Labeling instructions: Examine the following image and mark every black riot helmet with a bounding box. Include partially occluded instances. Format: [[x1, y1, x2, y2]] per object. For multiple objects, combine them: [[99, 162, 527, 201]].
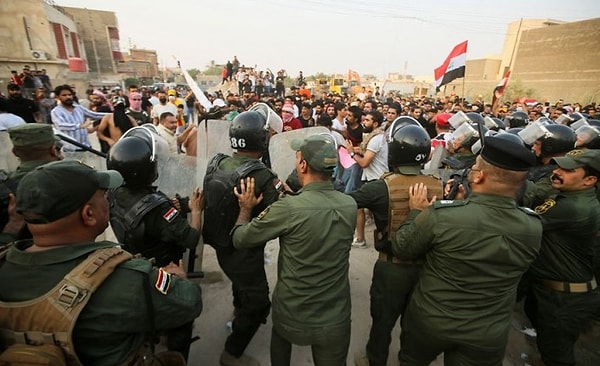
[[388, 125, 431, 167], [506, 111, 529, 128], [387, 116, 420, 142], [229, 110, 270, 151], [107, 135, 158, 187], [466, 112, 485, 125], [576, 120, 600, 149], [537, 124, 577, 156], [483, 116, 506, 131]]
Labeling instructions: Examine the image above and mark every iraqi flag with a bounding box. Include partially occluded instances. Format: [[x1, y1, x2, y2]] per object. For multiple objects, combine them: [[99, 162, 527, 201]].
[[492, 70, 511, 107], [434, 41, 468, 92]]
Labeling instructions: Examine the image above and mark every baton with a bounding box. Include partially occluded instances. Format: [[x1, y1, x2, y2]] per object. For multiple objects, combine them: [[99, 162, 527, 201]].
[[55, 132, 107, 158]]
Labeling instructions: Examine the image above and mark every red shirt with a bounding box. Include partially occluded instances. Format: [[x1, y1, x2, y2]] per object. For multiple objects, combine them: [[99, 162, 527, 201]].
[[283, 118, 303, 131]]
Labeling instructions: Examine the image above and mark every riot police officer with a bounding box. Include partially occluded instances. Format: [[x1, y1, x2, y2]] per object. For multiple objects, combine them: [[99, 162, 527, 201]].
[[522, 124, 577, 207], [349, 125, 443, 366], [107, 129, 203, 360], [203, 110, 280, 366]]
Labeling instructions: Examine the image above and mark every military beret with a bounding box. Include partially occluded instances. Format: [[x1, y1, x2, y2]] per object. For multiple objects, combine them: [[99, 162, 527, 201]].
[[480, 135, 536, 171], [8, 123, 59, 148]]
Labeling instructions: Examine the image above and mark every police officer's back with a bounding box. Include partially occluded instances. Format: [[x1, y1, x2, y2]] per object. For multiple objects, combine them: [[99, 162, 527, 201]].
[[349, 124, 442, 366], [203, 110, 280, 366], [1, 124, 61, 243]]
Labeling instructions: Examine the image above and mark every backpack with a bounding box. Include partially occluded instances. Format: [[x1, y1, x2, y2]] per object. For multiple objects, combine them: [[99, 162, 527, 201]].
[[0, 246, 133, 365], [202, 153, 266, 249]]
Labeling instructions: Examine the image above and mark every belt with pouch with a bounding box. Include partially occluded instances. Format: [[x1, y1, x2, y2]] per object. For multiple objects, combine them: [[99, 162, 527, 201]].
[[377, 252, 423, 265], [541, 277, 597, 293]]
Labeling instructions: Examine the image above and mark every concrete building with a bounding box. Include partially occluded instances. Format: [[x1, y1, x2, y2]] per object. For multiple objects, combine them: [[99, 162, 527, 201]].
[[0, 0, 90, 91], [121, 48, 160, 85], [60, 5, 125, 86]]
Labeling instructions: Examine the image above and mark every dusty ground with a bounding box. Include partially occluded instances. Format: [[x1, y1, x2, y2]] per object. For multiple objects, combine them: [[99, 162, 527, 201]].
[[184, 221, 600, 366]]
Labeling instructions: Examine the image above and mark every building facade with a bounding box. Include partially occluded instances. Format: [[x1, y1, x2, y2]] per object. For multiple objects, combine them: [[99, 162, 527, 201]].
[[0, 0, 89, 91]]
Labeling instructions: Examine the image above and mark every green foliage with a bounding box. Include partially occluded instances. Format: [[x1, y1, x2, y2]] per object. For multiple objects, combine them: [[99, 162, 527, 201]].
[[187, 68, 201, 79], [202, 63, 223, 76], [308, 72, 334, 81], [124, 77, 140, 87], [503, 78, 537, 102]]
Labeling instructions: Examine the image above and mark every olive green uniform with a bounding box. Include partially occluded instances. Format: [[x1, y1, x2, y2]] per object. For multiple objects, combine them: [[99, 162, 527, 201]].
[[0, 240, 202, 366], [348, 177, 421, 366], [526, 188, 600, 366], [392, 194, 542, 366], [110, 186, 199, 267], [214, 153, 279, 358], [0, 160, 50, 244], [522, 164, 557, 208], [232, 181, 357, 366]]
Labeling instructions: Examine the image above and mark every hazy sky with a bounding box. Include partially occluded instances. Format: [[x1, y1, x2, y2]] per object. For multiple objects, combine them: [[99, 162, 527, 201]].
[[55, 0, 598, 79]]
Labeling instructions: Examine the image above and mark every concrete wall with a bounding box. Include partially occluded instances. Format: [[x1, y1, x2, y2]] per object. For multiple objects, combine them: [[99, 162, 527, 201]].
[[511, 17, 600, 103], [498, 19, 566, 81], [130, 49, 159, 76], [61, 7, 120, 78]]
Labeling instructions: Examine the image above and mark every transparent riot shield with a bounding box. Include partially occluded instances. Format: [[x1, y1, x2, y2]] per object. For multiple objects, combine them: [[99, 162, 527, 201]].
[[196, 119, 235, 187], [267, 127, 330, 180], [0, 132, 20, 173]]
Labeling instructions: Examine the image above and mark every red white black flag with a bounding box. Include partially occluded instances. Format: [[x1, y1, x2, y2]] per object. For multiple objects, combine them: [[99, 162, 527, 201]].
[[434, 41, 468, 92], [492, 70, 511, 107]]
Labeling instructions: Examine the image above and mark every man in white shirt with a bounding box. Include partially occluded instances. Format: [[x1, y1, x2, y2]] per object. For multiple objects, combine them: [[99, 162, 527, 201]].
[[332, 102, 347, 137], [345, 111, 388, 248], [151, 90, 177, 125]]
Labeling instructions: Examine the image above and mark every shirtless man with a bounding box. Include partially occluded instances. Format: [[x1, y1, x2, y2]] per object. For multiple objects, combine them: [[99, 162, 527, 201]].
[[97, 96, 137, 150]]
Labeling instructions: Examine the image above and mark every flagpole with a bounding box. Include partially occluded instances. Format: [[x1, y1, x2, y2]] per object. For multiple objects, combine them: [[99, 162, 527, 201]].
[[508, 18, 523, 72], [462, 77, 466, 104]]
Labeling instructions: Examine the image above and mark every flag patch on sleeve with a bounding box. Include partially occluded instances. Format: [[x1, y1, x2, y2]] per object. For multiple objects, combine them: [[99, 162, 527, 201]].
[[155, 268, 172, 295], [163, 207, 179, 222]]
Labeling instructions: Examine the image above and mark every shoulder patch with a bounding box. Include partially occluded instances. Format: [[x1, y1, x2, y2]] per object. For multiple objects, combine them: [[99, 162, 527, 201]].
[[257, 207, 270, 220], [155, 268, 172, 295], [162, 207, 179, 222], [432, 200, 467, 209], [534, 198, 556, 214]]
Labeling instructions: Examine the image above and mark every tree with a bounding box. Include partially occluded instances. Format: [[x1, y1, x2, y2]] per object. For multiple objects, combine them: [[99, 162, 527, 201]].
[[503, 78, 537, 102], [187, 68, 201, 79], [124, 77, 140, 87]]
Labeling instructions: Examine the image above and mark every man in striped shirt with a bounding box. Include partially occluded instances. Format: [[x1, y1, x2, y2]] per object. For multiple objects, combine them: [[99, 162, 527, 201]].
[[51, 84, 109, 151]]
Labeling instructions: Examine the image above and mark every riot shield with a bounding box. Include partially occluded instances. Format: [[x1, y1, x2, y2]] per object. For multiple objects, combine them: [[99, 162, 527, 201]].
[[196, 119, 234, 187], [268, 127, 330, 180], [156, 153, 199, 198], [0, 132, 20, 173]]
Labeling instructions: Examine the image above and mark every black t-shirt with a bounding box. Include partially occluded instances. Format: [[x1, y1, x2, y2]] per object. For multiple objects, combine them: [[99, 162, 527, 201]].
[[346, 124, 364, 146], [5, 97, 39, 123]]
